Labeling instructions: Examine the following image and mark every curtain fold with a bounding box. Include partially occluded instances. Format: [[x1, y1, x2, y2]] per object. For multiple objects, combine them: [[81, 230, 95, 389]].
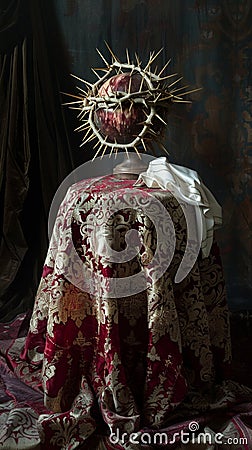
[[0, 0, 75, 321]]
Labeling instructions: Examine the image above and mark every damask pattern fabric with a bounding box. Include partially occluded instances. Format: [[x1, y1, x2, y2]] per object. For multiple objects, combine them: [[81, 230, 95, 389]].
[[0, 175, 249, 449]]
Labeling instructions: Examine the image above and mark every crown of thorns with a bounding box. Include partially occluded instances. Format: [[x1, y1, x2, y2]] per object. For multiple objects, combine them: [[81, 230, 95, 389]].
[[64, 44, 200, 159]]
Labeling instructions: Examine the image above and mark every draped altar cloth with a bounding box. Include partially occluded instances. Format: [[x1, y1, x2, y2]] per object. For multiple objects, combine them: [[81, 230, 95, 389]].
[[1, 174, 252, 449]]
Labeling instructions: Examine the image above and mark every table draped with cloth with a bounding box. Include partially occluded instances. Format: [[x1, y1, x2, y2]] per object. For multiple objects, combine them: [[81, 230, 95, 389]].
[[2, 160, 252, 449]]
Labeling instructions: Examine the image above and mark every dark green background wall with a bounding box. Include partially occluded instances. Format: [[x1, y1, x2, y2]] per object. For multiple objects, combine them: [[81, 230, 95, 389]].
[[53, 0, 252, 309]]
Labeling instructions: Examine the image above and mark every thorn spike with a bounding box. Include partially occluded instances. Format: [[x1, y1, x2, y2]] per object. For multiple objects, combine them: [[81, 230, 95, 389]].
[[134, 146, 141, 158], [101, 144, 108, 158], [167, 76, 183, 89], [91, 68, 101, 79], [61, 91, 84, 100], [96, 47, 110, 67], [145, 48, 163, 71], [126, 48, 130, 65], [171, 85, 190, 94], [141, 138, 148, 153], [71, 73, 93, 87], [135, 52, 141, 66], [155, 113, 167, 126], [158, 58, 171, 77], [128, 75, 132, 94], [175, 87, 203, 97], [104, 41, 120, 62]]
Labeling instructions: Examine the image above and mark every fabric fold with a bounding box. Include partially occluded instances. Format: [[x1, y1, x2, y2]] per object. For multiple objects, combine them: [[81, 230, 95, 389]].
[[134, 157, 222, 258]]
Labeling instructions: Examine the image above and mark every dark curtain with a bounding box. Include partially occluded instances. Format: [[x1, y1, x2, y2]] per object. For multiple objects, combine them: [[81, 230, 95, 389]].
[[0, 0, 76, 321]]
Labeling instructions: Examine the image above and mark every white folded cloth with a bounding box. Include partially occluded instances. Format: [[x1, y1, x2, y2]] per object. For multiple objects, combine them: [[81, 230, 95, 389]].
[[134, 157, 222, 258]]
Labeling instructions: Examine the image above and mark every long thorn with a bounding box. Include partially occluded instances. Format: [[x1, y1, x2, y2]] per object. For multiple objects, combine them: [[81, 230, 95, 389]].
[[158, 95, 173, 102], [74, 122, 89, 132], [144, 48, 163, 71], [155, 113, 167, 126], [105, 41, 120, 62], [171, 85, 190, 94], [82, 127, 93, 142], [92, 142, 104, 160], [134, 146, 141, 159], [158, 59, 171, 77], [71, 73, 93, 87], [167, 76, 183, 89], [158, 73, 178, 81], [126, 48, 130, 65], [139, 75, 145, 92], [141, 138, 148, 153], [175, 87, 203, 97], [62, 100, 84, 106], [91, 68, 101, 79], [100, 145, 108, 159], [96, 48, 110, 67], [93, 138, 101, 149], [80, 133, 96, 147], [76, 86, 89, 96], [93, 67, 110, 72], [173, 99, 192, 103], [109, 146, 115, 158], [129, 100, 134, 112], [61, 91, 84, 100], [135, 52, 141, 66]]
